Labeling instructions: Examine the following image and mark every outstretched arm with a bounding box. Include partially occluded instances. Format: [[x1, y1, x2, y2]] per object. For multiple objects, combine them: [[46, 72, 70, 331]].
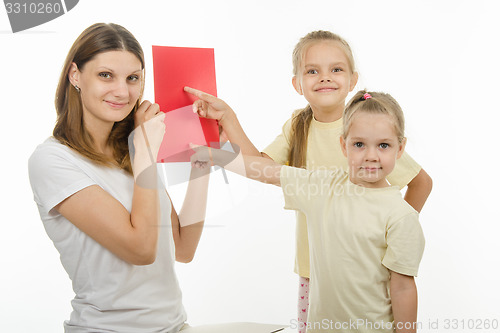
[[184, 87, 266, 158], [191, 144, 282, 187]]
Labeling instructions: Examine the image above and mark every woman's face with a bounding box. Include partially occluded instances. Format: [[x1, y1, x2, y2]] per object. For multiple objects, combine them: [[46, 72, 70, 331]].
[[70, 50, 143, 130]]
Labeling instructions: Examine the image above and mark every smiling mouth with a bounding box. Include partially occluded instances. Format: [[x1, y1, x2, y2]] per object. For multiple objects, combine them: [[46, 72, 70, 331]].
[[315, 87, 336, 92], [362, 167, 381, 172], [106, 101, 128, 108]]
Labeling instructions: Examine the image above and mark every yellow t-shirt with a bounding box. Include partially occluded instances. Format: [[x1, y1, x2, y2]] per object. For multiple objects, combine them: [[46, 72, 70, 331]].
[[263, 114, 422, 277], [280, 166, 425, 333]]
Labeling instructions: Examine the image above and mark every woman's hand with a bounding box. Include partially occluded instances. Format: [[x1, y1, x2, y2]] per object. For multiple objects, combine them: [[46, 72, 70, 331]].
[[134, 100, 162, 127], [189, 143, 213, 170], [131, 101, 165, 179]]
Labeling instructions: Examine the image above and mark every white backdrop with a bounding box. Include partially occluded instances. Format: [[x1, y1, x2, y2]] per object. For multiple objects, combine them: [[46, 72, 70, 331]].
[[1, 1, 499, 332]]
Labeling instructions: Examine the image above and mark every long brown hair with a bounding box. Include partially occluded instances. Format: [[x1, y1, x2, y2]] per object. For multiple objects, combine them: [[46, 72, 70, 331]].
[[288, 30, 356, 168], [53, 23, 145, 174]]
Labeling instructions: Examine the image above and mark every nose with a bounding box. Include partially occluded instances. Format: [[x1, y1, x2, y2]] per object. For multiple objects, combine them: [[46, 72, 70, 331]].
[[364, 146, 379, 161], [112, 79, 129, 98], [319, 71, 332, 83], [320, 75, 332, 83]]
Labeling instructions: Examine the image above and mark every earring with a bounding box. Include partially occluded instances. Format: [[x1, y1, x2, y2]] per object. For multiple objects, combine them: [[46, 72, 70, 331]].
[[74, 85, 80, 93]]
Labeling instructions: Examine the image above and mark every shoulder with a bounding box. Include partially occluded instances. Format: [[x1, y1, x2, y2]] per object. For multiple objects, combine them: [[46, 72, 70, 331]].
[[386, 196, 420, 228], [280, 112, 296, 133], [30, 137, 73, 160], [29, 137, 81, 172], [28, 137, 95, 188], [282, 109, 306, 131], [29, 138, 69, 169]]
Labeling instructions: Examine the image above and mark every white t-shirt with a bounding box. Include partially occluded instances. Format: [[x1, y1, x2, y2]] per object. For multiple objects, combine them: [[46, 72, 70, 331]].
[[28, 137, 186, 333]]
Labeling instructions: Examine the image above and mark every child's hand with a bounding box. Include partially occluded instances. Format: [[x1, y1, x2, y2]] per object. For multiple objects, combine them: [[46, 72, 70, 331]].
[[184, 86, 234, 122]]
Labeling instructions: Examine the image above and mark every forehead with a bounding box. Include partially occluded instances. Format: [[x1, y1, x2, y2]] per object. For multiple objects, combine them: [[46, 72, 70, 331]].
[[347, 112, 398, 139], [303, 40, 350, 65], [85, 50, 142, 72]]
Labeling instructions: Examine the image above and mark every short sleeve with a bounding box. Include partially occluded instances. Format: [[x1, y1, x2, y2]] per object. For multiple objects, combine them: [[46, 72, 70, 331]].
[[262, 117, 293, 164], [280, 165, 341, 213], [387, 151, 422, 189], [382, 212, 425, 277], [28, 142, 96, 215]]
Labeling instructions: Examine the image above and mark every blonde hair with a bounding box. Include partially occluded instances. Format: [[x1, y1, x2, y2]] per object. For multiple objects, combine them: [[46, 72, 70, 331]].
[[53, 23, 145, 174], [288, 30, 356, 168], [343, 90, 405, 143]]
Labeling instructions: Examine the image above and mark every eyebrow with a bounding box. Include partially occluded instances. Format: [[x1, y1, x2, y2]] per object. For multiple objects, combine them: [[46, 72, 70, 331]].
[[349, 137, 396, 142], [97, 67, 142, 74], [304, 62, 348, 68]]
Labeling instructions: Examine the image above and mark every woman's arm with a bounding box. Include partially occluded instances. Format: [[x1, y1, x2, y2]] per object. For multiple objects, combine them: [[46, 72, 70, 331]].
[[170, 164, 210, 263], [56, 102, 166, 266], [404, 168, 432, 213], [390, 271, 418, 333]]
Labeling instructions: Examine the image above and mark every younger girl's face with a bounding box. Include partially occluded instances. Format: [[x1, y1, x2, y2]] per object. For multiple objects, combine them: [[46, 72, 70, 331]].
[[293, 41, 358, 114], [69, 50, 143, 130], [340, 112, 405, 188]]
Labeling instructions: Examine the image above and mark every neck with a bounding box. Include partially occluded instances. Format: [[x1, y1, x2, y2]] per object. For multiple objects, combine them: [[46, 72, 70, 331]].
[[311, 104, 344, 122], [349, 176, 391, 189], [84, 120, 114, 157]]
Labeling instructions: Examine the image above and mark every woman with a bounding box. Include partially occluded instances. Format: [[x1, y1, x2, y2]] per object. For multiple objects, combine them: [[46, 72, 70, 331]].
[[28, 23, 209, 332]]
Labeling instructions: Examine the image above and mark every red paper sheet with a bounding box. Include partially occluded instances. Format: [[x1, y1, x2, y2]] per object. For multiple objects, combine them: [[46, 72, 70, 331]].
[[152, 45, 219, 162]]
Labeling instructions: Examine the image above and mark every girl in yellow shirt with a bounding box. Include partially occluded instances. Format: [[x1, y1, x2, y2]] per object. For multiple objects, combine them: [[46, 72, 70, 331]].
[[185, 30, 432, 331]]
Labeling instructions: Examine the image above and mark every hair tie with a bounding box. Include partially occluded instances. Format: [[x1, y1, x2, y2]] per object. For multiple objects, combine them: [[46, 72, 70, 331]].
[[363, 93, 372, 100]]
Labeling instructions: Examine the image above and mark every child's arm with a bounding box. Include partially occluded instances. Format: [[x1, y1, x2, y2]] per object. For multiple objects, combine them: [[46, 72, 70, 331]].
[[190, 144, 282, 186], [184, 87, 266, 157], [390, 271, 418, 333], [404, 169, 432, 213]]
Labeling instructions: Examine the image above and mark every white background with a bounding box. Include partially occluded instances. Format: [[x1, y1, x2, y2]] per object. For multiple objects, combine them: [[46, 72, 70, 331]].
[[1, 1, 499, 332]]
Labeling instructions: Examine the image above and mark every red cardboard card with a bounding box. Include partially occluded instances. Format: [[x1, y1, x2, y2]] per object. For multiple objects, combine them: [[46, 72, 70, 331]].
[[152, 45, 219, 162]]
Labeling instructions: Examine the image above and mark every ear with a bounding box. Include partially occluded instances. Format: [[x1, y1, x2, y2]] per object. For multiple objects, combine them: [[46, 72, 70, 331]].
[[68, 62, 80, 87], [349, 71, 359, 92], [292, 76, 303, 95], [340, 136, 348, 157], [396, 137, 407, 159]]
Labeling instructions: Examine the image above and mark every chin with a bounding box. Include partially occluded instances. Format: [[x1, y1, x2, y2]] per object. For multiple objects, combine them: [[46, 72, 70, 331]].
[[109, 111, 132, 122]]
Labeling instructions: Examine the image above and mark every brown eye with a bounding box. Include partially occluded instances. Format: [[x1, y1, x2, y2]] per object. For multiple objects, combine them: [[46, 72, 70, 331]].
[[128, 75, 140, 82], [99, 72, 111, 79]]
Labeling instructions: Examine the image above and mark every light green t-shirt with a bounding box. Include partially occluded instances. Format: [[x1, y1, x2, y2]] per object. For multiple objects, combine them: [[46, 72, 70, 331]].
[[280, 166, 425, 333], [263, 114, 422, 277]]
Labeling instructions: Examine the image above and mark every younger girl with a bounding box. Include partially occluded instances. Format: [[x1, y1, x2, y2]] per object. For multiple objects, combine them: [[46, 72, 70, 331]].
[[185, 30, 432, 329], [191, 90, 425, 333]]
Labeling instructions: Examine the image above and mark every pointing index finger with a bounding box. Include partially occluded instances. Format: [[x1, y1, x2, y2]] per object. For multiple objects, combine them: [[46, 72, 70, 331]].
[[184, 86, 217, 103]]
